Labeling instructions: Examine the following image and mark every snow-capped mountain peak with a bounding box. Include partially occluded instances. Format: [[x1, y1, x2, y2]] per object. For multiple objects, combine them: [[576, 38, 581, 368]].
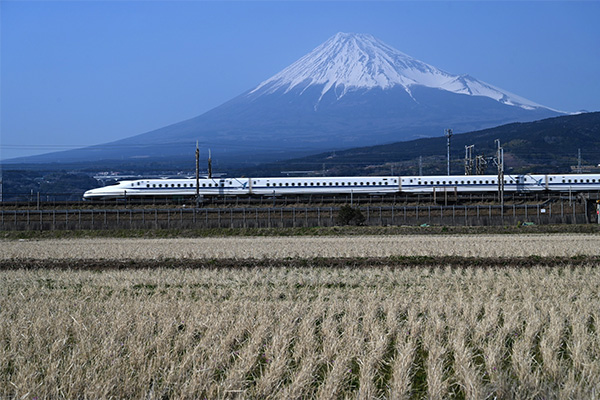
[[250, 32, 546, 110]]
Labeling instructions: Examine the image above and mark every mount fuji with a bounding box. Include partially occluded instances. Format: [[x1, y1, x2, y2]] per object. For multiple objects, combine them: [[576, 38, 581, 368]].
[[9, 32, 563, 165], [250, 32, 549, 111]]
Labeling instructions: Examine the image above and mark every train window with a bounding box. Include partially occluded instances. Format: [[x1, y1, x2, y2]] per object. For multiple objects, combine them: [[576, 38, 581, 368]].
[[316, 182, 320, 186], [266, 183, 270, 187], [146, 184, 150, 188], [562, 179, 565, 183], [310, 183, 314, 186], [153, 184, 156, 187], [354, 182, 358, 185], [568, 179, 571, 183], [418, 181, 422, 185], [485, 181, 488, 184], [253, 181, 257, 185], [279, 183, 283, 186], [330, 182, 333, 186], [366, 182, 369, 185], [436, 181, 440, 185], [285, 183, 289, 186], [335, 182, 339, 186], [304, 182, 308, 186], [467, 181, 470, 184]]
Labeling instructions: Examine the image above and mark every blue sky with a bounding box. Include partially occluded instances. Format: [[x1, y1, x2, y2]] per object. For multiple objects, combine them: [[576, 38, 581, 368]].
[[2, 1, 599, 160]]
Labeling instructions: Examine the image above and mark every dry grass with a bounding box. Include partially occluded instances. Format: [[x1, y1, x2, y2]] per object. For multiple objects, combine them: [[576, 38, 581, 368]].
[[2, 265, 600, 399], [3, 233, 600, 259]]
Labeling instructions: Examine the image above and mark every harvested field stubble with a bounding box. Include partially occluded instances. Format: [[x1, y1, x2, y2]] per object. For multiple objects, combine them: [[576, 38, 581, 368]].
[[3, 233, 600, 259], [2, 266, 600, 399]]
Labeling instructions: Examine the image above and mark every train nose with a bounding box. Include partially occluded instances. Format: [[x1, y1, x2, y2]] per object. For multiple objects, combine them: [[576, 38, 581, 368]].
[[83, 187, 113, 200], [83, 188, 99, 199]]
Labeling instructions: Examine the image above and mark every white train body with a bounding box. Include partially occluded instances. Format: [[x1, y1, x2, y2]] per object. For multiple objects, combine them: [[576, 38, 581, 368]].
[[83, 173, 600, 200]]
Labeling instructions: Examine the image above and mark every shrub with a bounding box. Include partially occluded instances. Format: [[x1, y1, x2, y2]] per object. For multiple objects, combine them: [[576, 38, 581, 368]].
[[337, 205, 365, 225]]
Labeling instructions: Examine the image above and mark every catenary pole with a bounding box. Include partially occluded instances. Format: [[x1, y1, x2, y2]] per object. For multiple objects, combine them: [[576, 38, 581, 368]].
[[195, 141, 200, 208], [445, 128, 453, 176]]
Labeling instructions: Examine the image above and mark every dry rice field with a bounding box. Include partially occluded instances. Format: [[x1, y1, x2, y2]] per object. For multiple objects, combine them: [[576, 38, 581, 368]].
[[1, 234, 600, 399], [3, 233, 600, 259]]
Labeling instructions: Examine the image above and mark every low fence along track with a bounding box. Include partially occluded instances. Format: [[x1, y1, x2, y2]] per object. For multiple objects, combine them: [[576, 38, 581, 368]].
[[0, 200, 591, 231]]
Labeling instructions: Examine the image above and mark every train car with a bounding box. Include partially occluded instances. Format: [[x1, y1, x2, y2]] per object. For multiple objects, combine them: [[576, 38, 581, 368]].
[[399, 174, 554, 193], [546, 174, 600, 192], [83, 177, 248, 200], [248, 176, 400, 196]]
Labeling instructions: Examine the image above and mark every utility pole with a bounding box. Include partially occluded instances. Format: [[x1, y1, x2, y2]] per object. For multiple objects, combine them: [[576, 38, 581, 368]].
[[207, 149, 213, 179], [445, 129, 453, 176], [495, 139, 504, 208], [195, 141, 200, 208]]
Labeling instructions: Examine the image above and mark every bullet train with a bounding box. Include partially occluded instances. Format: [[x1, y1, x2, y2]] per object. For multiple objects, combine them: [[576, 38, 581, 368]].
[[82, 173, 600, 200]]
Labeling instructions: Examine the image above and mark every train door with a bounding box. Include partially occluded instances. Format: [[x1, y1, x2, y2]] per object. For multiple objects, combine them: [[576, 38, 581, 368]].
[[516, 175, 526, 192]]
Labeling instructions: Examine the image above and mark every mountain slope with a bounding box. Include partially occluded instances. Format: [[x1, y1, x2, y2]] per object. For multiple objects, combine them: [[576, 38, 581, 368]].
[[6, 32, 563, 166], [239, 112, 600, 176]]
